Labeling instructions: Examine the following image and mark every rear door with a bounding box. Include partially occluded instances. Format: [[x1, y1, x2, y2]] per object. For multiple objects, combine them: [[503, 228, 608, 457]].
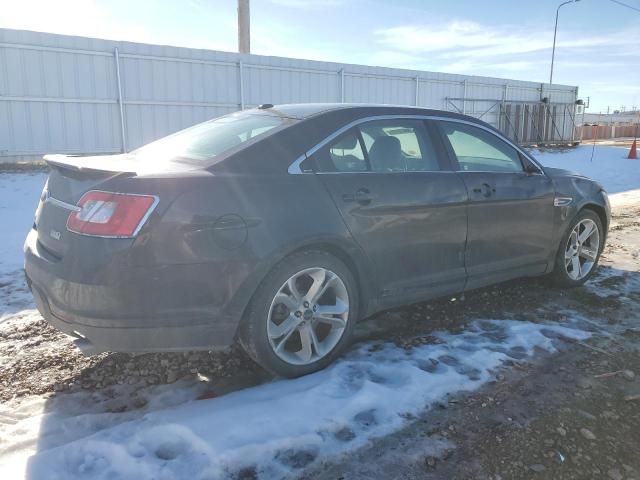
[[310, 118, 468, 304], [436, 120, 555, 288]]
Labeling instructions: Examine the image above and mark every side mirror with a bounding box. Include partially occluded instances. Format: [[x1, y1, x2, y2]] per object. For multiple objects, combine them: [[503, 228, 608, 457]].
[[524, 162, 542, 175], [519, 153, 542, 175]]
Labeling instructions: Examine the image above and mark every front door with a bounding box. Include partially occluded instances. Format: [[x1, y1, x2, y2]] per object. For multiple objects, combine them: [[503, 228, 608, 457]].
[[310, 118, 468, 304], [436, 120, 555, 289]]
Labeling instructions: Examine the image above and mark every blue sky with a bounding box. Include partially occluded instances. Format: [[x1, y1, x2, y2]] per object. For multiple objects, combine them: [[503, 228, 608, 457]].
[[1, 0, 639, 112]]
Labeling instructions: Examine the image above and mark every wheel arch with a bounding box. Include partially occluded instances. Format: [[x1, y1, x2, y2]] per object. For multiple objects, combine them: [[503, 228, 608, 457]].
[[549, 203, 606, 286], [231, 237, 376, 342], [581, 203, 608, 234], [548, 200, 608, 273], [287, 241, 371, 316]]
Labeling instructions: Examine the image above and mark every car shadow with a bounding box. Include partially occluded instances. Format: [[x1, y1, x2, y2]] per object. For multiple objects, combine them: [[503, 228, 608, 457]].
[[19, 265, 639, 479], [0, 270, 35, 323]]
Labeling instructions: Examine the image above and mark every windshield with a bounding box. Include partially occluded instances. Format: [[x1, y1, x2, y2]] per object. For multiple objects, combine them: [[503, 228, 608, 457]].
[[133, 111, 287, 164]]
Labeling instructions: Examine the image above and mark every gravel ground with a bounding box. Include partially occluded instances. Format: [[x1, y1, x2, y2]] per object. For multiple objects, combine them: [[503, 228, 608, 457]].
[[0, 312, 263, 401], [1, 191, 639, 479]]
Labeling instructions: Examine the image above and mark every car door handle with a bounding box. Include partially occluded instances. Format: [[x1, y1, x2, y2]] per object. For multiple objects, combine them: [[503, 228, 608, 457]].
[[342, 189, 377, 205], [472, 183, 495, 198]]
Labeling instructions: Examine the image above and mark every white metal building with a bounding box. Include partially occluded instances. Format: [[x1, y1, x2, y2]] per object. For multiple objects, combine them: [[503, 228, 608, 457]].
[[0, 28, 580, 163]]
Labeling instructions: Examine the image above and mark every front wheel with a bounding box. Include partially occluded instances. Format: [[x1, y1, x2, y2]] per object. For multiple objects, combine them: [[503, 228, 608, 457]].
[[238, 250, 358, 378], [551, 209, 603, 287]]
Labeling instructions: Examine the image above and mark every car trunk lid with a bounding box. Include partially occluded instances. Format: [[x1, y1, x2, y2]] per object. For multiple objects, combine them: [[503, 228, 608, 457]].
[[37, 155, 142, 258]]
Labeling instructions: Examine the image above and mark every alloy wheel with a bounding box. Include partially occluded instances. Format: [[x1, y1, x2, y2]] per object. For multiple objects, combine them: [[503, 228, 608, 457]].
[[564, 218, 600, 280], [267, 267, 349, 365]]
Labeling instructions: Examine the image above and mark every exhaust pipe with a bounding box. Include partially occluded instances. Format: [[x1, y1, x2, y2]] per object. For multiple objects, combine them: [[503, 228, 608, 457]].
[[72, 336, 105, 356]]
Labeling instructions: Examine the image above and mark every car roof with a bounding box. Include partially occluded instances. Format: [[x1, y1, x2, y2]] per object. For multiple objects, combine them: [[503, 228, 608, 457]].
[[264, 103, 474, 123]]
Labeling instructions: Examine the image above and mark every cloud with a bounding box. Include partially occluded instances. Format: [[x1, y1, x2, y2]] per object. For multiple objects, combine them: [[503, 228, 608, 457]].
[[0, 0, 154, 43], [375, 21, 636, 59]]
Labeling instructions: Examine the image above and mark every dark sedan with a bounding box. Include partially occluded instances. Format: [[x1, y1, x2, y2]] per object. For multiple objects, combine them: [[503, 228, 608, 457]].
[[24, 104, 610, 377]]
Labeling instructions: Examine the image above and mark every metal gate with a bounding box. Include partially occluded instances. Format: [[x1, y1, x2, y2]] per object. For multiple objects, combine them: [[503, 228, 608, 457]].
[[499, 102, 577, 145], [446, 97, 577, 146]]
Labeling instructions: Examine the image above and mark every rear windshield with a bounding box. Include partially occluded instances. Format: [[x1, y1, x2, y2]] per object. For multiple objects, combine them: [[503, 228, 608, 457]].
[[133, 111, 288, 164]]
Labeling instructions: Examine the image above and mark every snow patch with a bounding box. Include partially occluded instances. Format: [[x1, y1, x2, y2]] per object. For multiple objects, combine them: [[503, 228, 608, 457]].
[[1, 320, 589, 479], [0, 173, 46, 320], [587, 266, 640, 299], [530, 145, 640, 194], [0, 173, 46, 271]]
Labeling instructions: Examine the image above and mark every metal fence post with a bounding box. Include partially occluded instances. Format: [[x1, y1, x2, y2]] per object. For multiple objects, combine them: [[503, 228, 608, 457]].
[[239, 60, 245, 110], [501, 84, 508, 133], [114, 47, 127, 153], [415, 76, 419, 106], [339, 68, 345, 103], [462, 80, 467, 114], [570, 87, 578, 143]]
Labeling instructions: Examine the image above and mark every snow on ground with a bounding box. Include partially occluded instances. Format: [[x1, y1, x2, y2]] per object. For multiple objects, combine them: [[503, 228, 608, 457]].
[[0, 173, 46, 320], [529, 144, 640, 194], [0, 145, 638, 479], [1, 320, 589, 479], [0, 173, 46, 270]]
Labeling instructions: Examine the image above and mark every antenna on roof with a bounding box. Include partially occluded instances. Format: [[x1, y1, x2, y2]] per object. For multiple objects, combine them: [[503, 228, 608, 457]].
[[258, 104, 274, 109]]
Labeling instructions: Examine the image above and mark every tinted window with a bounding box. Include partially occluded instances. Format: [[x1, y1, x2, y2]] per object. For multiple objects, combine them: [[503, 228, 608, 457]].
[[134, 111, 286, 164], [360, 120, 440, 172], [327, 130, 368, 172], [313, 119, 440, 173], [441, 122, 523, 173]]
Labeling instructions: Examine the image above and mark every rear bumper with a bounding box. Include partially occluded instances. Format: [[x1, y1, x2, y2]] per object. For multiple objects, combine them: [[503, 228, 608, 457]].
[[24, 229, 240, 353], [28, 285, 234, 353]]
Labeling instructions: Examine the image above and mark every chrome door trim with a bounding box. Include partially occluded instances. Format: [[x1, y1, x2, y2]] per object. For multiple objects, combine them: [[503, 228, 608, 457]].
[[287, 114, 545, 175]]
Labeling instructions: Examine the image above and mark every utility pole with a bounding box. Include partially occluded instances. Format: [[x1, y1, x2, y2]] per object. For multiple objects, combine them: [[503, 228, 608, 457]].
[[238, 0, 250, 54]]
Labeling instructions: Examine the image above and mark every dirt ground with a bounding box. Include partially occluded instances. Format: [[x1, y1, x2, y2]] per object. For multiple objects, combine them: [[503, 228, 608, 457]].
[[303, 194, 640, 480], [1, 191, 639, 479]]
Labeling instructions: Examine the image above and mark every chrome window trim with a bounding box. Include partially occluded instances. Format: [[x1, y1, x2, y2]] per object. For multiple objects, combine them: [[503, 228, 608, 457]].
[[287, 114, 545, 175]]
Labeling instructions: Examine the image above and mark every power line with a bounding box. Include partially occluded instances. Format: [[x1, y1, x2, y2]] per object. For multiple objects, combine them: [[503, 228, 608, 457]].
[[609, 0, 640, 13]]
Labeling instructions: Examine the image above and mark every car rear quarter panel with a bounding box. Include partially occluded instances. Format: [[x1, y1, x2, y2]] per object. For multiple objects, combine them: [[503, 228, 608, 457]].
[[154, 171, 375, 323]]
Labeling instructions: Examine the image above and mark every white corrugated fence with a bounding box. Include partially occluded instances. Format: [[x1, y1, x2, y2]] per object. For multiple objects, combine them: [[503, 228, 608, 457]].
[[0, 28, 579, 163]]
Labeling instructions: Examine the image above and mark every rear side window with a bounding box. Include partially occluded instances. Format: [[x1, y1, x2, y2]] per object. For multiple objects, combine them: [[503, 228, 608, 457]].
[[134, 111, 286, 164], [328, 130, 368, 172], [360, 120, 440, 172], [440, 121, 523, 173], [312, 119, 440, 173]]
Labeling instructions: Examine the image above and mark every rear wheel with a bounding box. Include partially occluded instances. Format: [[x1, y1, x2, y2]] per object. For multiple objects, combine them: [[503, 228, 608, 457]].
[[551, 209, 603, 287], [238, 250, 358, 378]]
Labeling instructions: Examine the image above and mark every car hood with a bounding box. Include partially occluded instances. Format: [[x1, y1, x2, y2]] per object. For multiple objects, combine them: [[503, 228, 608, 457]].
[[543, 166, 606, 194]]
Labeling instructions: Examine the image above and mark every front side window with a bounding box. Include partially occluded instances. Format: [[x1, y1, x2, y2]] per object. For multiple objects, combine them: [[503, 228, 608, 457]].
[[134, 111, 287, 165], [441, 122, 523, 173], [312, 119, 440, 173]]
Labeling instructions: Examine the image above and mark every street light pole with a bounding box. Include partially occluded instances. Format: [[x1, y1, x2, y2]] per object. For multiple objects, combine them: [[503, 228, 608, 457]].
[[550, 0, 580, 85]]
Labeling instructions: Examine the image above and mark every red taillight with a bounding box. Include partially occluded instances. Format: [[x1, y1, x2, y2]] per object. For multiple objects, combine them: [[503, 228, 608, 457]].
[[67, 191, 158, 238]]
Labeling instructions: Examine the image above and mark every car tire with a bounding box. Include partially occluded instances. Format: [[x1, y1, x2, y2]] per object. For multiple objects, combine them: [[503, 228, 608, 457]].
[[550, 209, 604, 288], [238, 250, 358, 378]]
